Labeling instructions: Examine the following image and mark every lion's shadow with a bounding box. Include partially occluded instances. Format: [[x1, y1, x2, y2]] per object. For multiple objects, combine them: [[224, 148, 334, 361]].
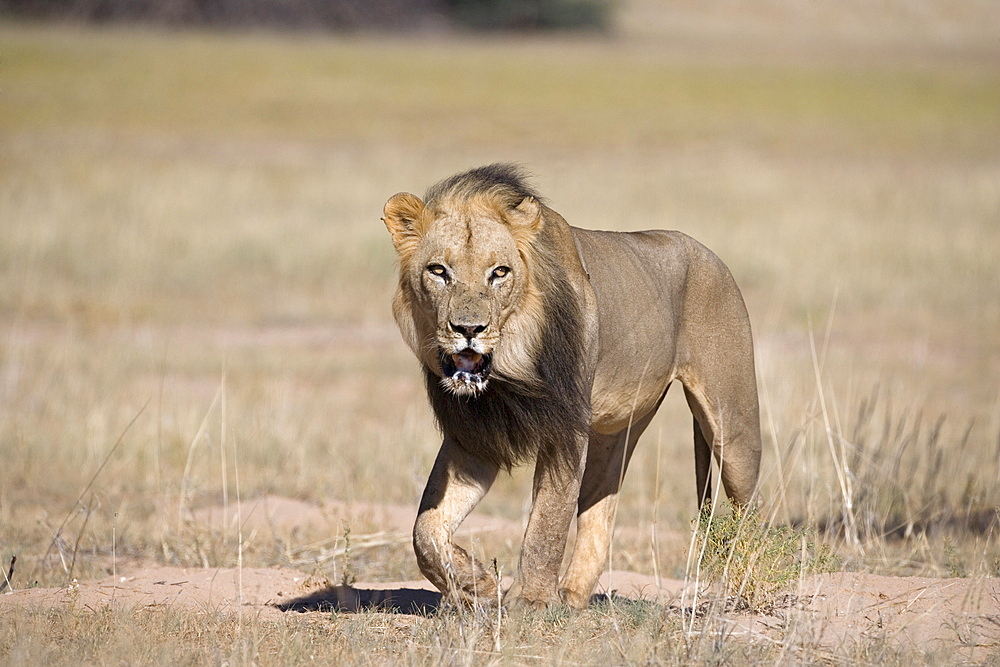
[[275, 585, 631, 617], [275, 585, 443, 616]]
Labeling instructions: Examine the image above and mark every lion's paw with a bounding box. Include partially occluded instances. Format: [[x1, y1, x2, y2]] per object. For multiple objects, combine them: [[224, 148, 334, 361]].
[[558, 587, 590, 610], [505, 595, 556, 613]]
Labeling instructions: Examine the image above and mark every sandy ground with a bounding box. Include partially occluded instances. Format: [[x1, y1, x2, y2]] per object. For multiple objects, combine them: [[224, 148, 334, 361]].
[[3, 497, 998, 654]]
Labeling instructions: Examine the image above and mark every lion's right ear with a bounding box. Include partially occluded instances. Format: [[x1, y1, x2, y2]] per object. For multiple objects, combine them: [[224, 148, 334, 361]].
[[382, 192, 426, 252]]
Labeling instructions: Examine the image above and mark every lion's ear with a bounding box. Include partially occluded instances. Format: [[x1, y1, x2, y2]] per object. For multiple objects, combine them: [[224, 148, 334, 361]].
[[508, 196, 543, 237], [382, 192, 426, 251]]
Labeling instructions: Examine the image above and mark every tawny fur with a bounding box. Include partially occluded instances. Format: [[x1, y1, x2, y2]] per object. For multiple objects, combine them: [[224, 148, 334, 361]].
[[383, 164, 762, 609]]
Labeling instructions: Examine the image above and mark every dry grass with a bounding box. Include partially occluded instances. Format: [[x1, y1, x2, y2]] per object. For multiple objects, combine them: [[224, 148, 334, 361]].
[[2, 1, 1000, 662]]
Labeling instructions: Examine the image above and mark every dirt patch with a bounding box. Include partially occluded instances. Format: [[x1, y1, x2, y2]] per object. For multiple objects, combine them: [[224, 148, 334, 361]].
[[4, 498, 998, 653], [4, 564, 998, 652], [789, 572, 1000, 650], [0, 566, 689, 618], [1, 565, 310, 621]]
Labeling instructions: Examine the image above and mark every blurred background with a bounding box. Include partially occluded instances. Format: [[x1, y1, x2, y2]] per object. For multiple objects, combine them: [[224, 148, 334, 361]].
[[1, 0, 613, 31], [1, 0, 999, 585]]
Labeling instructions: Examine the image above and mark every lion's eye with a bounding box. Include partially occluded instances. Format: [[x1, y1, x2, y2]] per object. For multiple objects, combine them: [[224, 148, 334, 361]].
[[491, 266, 511, 281], [427, 264, 449, 279]]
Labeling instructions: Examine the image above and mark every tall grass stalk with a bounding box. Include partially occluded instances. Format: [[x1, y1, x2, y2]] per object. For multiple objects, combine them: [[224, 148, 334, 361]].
[[34, 402, 148, 584], [809, 323, 859, 549], [177, 384, 222, 530]]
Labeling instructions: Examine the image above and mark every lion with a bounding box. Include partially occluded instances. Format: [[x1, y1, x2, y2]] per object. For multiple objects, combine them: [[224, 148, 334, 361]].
[[382, 164, 761, 610]]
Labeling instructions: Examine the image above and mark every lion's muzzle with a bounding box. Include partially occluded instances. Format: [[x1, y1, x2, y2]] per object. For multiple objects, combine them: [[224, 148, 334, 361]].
[[440, 348, 493, 395]]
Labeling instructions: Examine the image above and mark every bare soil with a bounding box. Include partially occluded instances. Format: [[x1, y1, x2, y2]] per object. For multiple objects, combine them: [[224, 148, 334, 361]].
[[4, 497, 998, 654]]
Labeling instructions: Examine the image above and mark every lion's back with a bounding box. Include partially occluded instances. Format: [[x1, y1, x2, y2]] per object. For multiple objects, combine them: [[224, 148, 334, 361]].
[[572, 226, 743, 323], [571, 227, 695, 325], [571, 226, 751, 433]]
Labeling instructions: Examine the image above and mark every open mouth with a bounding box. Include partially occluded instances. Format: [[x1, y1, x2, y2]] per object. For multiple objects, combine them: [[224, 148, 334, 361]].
[[440, 348, 493, 393]]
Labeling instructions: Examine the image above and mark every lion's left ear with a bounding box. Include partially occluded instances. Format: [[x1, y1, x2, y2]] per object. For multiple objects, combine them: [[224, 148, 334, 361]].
[[508, 196, 544, 237], [382, 192, 426, 252]]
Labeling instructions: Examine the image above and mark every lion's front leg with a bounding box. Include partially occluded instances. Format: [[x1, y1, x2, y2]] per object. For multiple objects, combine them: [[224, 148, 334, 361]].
[[414, 437, 500, 606], [505, 436, 586, 610]]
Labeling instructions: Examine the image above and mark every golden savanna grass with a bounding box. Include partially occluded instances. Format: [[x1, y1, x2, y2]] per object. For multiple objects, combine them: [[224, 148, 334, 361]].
[[2, 1, 999, 662]]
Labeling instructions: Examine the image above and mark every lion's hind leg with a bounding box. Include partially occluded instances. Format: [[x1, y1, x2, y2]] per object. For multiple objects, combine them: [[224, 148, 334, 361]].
[[692, 414, 713, 508], [682, 380, 761, 507]]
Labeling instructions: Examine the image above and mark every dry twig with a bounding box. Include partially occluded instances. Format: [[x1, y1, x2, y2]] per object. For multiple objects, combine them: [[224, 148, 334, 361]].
[[0, 555, 16, 593]]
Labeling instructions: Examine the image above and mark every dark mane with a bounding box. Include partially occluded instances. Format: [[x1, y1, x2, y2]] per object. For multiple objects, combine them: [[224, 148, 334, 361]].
[[423, 236, 590, 471], [424, 163, 544, 210]]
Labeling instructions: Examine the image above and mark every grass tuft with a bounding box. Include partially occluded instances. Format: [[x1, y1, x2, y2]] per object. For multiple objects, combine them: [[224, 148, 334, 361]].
[[693, 500, 838, 610]]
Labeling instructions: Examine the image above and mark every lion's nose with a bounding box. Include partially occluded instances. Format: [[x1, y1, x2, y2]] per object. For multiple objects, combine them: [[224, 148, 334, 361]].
[[450, 322, 487, 338]]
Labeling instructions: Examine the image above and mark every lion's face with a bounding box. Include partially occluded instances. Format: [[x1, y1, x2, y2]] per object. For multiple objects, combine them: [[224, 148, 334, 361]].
[[383, 192, 544, 396]]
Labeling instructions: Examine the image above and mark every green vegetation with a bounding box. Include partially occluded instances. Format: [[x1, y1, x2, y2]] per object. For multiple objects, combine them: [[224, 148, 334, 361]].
[[692, 500, 838, 610], [446, 0, 610, 30], [0, 0, 614, 31]]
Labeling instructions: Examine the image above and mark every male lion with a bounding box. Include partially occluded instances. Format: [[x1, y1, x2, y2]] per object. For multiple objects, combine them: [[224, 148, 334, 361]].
[[382, 164, 761, 610]]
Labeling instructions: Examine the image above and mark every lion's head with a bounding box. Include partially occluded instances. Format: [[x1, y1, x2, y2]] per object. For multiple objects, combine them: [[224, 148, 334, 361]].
[[382, 165, 550, 397]]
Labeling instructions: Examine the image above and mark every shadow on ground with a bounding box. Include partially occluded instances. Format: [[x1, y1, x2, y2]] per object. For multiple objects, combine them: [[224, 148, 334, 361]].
[[275, 585, 442, 615], [276, 585, 659, 616]]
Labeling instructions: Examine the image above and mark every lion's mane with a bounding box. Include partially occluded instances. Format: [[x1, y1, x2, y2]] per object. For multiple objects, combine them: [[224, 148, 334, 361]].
[[414, 164, 591, 470]]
